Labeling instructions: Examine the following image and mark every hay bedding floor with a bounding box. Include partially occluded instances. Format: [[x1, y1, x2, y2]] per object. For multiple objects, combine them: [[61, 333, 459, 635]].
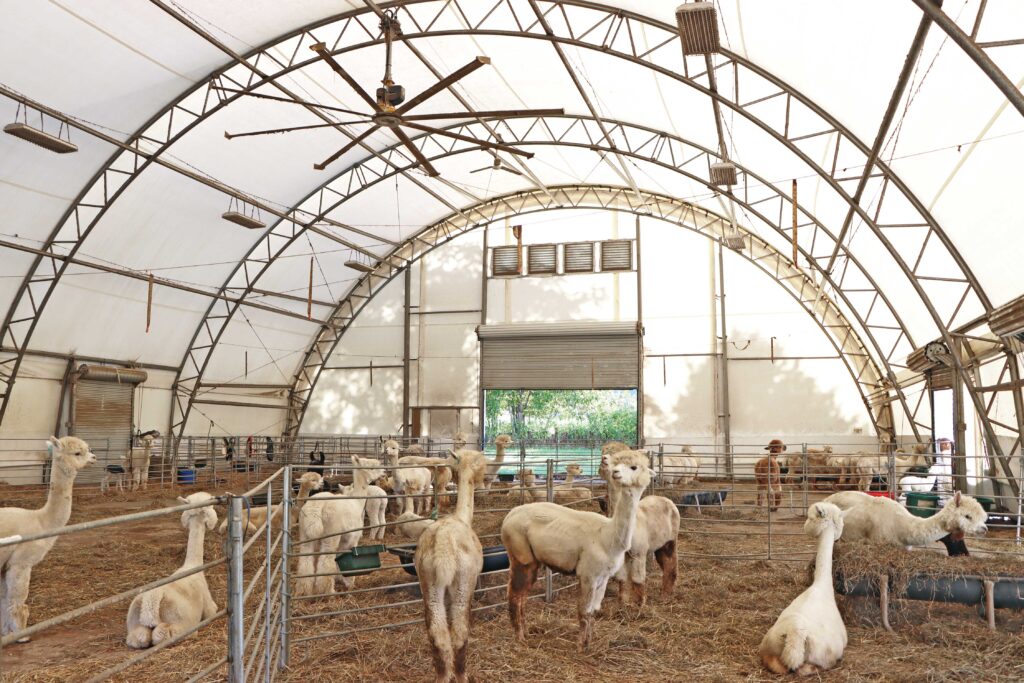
[[2, 484, 1024, 682]]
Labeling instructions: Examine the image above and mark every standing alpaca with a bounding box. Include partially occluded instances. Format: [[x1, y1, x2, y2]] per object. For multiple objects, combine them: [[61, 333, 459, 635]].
[[101, 454, 128, 494], [126, 492, 218, 649], [782, 446, 832, 485], [824, 490, 988, 547], [760, 502, 847, 675], [129, 432, 157, 492], [755, 440, 785, 511], [452, 432, 467, 451], [614, 494, 680, 608], [483, 434, 513, 489], [415, 450, 488, 683], [400, 445, 455, 512], [383, 440, 433, 516], [295, 456, 386, 596], [218, 471, 323, 535], [501, 449, 651, 651], [0, 436, 95, 642], [598, 441, 632, 515]]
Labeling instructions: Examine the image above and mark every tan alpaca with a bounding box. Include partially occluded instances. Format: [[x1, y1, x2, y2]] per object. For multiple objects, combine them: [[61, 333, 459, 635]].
[[399, 444, 455, 512], [483, 434, 513, 489], [658, 446, 699, 486], [395, 494, 435, 541], [415, 450, 488, 683], [501, 449, 651, 652], [218, 471, 323, 535], [126, 492, 218, 649], [556, 464, 592, 504], [760, 502, 846, 675], [0, 436, 95, 641], [755, 456, 782, 510], [128, 434, 156, 491], [598, 441, 631, 514]]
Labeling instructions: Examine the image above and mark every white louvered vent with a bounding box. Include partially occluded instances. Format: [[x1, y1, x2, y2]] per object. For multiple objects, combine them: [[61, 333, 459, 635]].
[[527, 244, 557, 274], [676, 2, 720, 55], [600, 240, 633, 272], [563, 242, 595, 273], [491, 245, 520, 276]]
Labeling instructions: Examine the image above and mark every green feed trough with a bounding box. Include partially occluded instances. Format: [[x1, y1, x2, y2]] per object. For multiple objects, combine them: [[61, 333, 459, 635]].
[[335, 544, 385, 576]]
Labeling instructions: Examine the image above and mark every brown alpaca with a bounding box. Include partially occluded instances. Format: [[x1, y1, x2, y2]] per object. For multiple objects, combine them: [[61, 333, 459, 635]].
[[414, 451, 488, 683], [755, 457, 782, 511]]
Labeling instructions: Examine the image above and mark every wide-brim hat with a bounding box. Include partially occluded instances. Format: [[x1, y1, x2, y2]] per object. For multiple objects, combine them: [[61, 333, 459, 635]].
[[764, 439, 787, 451]]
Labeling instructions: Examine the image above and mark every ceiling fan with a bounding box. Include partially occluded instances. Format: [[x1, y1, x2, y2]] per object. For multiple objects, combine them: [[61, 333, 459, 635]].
[[471, 154, 523, 176], [222, 10, 562, 177]]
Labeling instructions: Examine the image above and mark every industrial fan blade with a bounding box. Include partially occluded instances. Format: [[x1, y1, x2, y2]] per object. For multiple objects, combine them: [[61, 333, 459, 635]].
[[402, 108, 565, 121], [310, 42, 381, 112], [210, 86, 369, 118], [314, 125, 379, 170], [401, 121, 534, 158], [225, 120, 369, 139], [395, 56, 491, 114], [393, 127, 440, 177]]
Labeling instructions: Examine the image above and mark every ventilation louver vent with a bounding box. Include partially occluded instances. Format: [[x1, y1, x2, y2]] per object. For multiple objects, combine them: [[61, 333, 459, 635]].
[[527, 244, 557, 274], [563, 242, 595, 273], [600, 240, 633, 272], [723, 232, 745, 251], [491, 245, 520, 276], [710, 162, 738, 187], [989, 296, 1024, 339], [676, 2, 720, 55]]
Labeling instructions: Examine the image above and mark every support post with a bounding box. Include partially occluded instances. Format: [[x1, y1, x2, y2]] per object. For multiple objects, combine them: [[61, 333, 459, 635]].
[[263, 484, 273, 682], [545, 458, 554, 603], [717, 242, 732, 475], [951, 340, 968, 492], [280, 467, 291, 669], [478, 226, 489, 449], [226, 496, 245, 682], [403, 267, 412, 438], [635, 214, 644, 446]]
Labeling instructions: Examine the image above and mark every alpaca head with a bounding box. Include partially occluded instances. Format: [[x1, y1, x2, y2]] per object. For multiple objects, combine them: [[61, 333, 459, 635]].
[[604, 450, 651, 490], [565, 463, 583, 478], [823, 445, 833, 454], [680, 445, 693, 455], [382, 439, 401, 459], [519, 467, 535, 485], [352, 456, 386, 482], [178, 492, 218, 530], [804, 502, 844, 540], [449, 450, 488, 487], [453, 432, 467, 450], [298, 471, 324, 491], [494, 434, 513, 448], [939, 491, 988, 540], [46, 436, 96, 474], [403, 443, 425, 457], [601, 441, 629, 456]]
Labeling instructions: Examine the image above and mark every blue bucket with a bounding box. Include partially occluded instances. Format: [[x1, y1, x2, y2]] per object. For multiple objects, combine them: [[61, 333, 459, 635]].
[[177, 467, 197, 484]]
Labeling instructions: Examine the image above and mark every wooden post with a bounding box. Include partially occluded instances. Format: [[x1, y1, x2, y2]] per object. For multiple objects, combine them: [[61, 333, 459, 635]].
[[791, 179, 798, 265], [146, 272, 154, 333]]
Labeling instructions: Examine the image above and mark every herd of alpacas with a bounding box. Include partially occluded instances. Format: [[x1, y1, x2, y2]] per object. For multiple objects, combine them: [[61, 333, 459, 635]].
[[0, 435, 992, 681]]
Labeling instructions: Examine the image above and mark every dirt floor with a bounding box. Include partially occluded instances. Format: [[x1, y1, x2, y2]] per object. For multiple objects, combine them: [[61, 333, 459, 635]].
[[2, 478, 1024, 682]]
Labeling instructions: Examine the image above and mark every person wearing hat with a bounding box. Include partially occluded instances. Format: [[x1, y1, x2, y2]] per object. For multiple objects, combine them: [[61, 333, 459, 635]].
[[755, 439, 785, 511]]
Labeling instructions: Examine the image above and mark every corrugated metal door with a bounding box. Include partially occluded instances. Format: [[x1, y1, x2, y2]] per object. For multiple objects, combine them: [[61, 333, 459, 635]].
[[73, 379, 134, 484], [478, 322, 641, 389]]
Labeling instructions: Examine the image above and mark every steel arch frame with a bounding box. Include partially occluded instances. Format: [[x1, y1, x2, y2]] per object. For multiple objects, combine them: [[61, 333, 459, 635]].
[[282, 184, 892, 441], [166, 114, 923, 447]]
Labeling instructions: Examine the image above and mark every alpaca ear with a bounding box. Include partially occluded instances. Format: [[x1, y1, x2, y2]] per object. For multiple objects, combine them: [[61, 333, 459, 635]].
[[817, 506, 827, 518], [953, 490, 962, 507], [46, 436, 60, 452], [178, 496, 189, 504]]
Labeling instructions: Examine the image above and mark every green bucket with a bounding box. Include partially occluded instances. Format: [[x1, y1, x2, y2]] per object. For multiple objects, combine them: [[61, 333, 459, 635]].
[[975, 496, 995, 512], [906, 492, 940, 518], [335, 544, 385, 576]]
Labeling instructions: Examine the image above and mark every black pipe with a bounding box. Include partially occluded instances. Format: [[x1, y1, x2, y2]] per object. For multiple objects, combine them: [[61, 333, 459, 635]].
[[838, 573, 1024, 610]]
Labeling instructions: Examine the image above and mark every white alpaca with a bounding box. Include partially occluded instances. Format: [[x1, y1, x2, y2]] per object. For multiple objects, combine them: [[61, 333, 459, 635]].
[[383, 440, 433, 516], [218, 471, 323, 535], [613, 494, 680, 607], [395, 494, 435, 541], [101, 454, 128, 494], [128, 433, 157, 492], [295, 456, 385, 596], [760, 502, 847, 676], [657, 445, 699, 485], [501, 449, 651, 651], [364, 483, 387, 541], [0, 436, 95, 642], [126, 492, 218, 649], [824, 490, 987, 547], [484, 434, 513, 489]]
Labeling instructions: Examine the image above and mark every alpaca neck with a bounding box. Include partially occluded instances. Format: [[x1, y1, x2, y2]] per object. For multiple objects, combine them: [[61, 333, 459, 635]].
[[811, 529, 836, 586], [564, 472, 576, 485], [908, 506, 960, 546], [183, 520, 207, 568], [453, 469, 477, 525], [41, 458, 77, 527], [492, 444, 506, 466], [604, 485, 641, 553], [350, 469, 371, 494]]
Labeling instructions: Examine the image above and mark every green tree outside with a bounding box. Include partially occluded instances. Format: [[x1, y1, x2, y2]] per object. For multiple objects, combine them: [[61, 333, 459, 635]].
[[484, 389, 637, 446]]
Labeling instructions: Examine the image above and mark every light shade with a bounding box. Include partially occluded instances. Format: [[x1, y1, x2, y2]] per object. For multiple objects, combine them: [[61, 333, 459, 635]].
[[676, 2, 720, 55], [221, 211, 266, 229], [4, 122, 78, 153], [344, 258, 376, 273], [723, 232, 745, 251], [710, 162, 737, 187]]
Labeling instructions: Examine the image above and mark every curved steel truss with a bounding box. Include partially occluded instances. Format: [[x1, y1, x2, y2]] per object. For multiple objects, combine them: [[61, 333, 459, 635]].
[[282, 184, 893, 440]]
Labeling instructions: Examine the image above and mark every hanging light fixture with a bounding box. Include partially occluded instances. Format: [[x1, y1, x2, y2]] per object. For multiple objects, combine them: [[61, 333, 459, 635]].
[[344, 249, 377, 273], [723, 231, 745, 251], [4, 104, 77, 154], [221, 197, 266, 229], [676, 2, 721, 55], [710, 161, 738, 187]]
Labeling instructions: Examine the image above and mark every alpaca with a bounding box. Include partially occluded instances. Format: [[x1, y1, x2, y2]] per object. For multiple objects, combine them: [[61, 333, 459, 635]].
[[218, 471, 323, 535], [517, 467, 588, 505], [452, 432, 467, 450], [126, 492, 218, 649], [501, 449, 651, 651], [657, 446, 699, 486], [129, 433, 157, 491], [555, 464, 592, 504], [613, 494, 680, 608], [0, 437, 95, 641], [597, 441, 633, 515], [415, 450, 488, 683], [379, 475, 403, 517], [517, 468, 544, 502], [807, 447, 839, 490], [364, 483, 387, 541], [782, 446, 832, 484], [295, 456, 386, 596], [399, 447, 455, 512], [395, 494, 435, 541], [755, 455, 782, 511], [101, 454, 128, 494], [383, 440, 433, 516], [759, 502, 847, 675], [823, 490, 988, 547], [484, 434, 513, 489]]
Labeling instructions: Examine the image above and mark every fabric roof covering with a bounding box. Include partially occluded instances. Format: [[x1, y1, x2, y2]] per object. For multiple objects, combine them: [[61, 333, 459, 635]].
[[1, 0, 1022, 438]]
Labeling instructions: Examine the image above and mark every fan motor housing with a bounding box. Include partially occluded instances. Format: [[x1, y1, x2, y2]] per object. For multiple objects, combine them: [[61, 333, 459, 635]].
[[377, 84, 405, 108]]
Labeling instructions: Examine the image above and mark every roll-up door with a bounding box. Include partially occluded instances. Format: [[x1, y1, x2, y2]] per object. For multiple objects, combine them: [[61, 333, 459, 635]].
[[70, 365, 146, 483], [478, 322, 642, 389]]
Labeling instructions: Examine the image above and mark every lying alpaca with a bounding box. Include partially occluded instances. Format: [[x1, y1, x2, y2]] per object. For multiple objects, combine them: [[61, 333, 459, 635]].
[[760, 502, 846, 675], [501, 449, 651, 651], [383, 440, 433, 515], [415, 451, 488, 683], [128, 433, 157, 492], [557, 464, 592, 503], [614, 494, 679, 608], [518, 468, 589, 505], [658, 446, 699, 485], [824, 490, 988, 546], [126, 492, 218, 649], [782, 446, 832, 484], [517, 468, 544, 502], [218, 471, 323, 535], [0, 437, 95, 642], [101, 454, 128, 494], [295, 456, 386, 596], [484, 434, 513, 489], [395, 494, 435, 541]]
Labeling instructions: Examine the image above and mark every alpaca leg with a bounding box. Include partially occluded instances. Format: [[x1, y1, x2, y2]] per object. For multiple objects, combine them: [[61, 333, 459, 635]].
[[421, 581, 453, 683], [101, 474, 109, 493], [318, 538, 343, 593], [654, 540, 678, 597], [576, 579, 599, 653], [152, 621, 184, 646], [4, 565, 33, 642], [756, 484, 764, 508], [448, 576, 475, 683], [294, 547, 317, 597], [125, 598, 152, 649], [507, 558, 538, 643], [628, 554, 648, 609]]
